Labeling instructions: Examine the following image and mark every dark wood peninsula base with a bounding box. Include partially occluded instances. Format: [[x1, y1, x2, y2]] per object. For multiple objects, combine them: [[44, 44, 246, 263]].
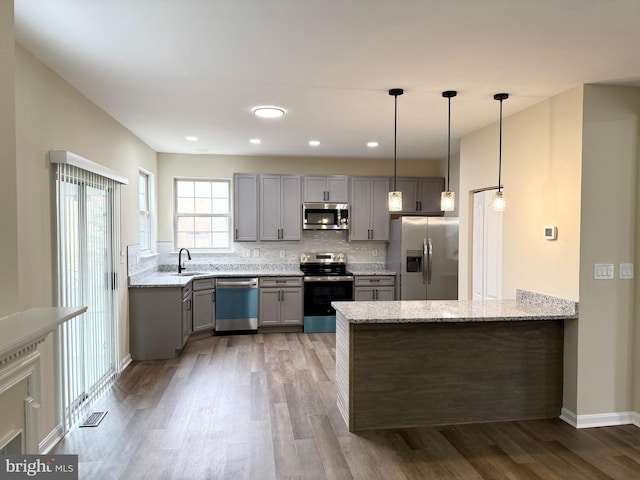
[[334, 295, 577, 432]]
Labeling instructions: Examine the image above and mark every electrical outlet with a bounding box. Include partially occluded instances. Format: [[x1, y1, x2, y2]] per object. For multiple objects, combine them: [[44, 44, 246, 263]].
[[372, 248, 378, 257], [242, 249, 250, 258], [252, 248, 260, 258], [280, 250, 286, 258]]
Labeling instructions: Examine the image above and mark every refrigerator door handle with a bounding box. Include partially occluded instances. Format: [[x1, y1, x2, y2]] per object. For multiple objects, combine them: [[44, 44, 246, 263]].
[[422, 238, 428, 285], [427, 237, 433, 285]]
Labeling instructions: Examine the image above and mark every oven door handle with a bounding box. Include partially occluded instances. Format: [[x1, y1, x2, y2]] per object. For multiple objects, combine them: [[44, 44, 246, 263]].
[[304, 276, 354, 282]]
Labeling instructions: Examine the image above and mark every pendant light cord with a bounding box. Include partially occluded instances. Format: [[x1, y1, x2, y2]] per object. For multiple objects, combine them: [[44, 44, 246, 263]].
[[498, 97, 503, 193], [393, 93, 398, 192], [446, 96, 451, 192], [389, 88, 403, 192]]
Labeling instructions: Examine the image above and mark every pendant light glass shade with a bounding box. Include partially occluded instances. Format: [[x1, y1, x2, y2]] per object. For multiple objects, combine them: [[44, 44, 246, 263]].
[[441, 90, 457, 212], [388, 191, 403, 211], [493, 93, 509, 212], [440, 191, 455, 211], [388, 88, 404, 212], [492, 190, 506, 211]]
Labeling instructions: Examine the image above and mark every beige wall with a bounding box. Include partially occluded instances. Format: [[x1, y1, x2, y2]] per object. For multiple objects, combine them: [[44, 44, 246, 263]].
[[0, 0, 18, 317], [157, 153, 445, 244], [14, 44, 157, 444], [579, 85, 639, 415], [459, 87, 583, 302]]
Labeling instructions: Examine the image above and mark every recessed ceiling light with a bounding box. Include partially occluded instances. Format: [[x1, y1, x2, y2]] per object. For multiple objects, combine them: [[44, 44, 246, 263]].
[[252, 106, 286, 118], [367, 141, 379, 148], [308, 140, 320, 147], [249, 138, 261, 144], [185, 136, 198, 142]]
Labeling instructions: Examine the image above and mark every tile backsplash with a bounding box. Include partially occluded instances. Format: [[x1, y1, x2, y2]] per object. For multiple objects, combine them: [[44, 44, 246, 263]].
[[128, 230, 387, 277]]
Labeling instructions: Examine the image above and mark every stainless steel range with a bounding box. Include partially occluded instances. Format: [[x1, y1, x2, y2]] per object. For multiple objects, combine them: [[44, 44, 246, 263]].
[[300, 252, 354, 333]]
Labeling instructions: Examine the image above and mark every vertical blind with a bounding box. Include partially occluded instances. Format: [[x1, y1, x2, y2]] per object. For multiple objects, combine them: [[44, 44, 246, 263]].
[[53, 156, 124, 433]]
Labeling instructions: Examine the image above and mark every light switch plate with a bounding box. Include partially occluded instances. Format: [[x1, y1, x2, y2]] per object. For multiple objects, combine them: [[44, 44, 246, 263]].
[[619, 263, 634, 279], [594, 264, 614, 280]]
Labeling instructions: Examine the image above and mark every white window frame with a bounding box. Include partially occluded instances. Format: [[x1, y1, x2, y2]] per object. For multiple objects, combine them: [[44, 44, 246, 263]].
[[174, 178, 232, 250], [138, 169, 153, 252]]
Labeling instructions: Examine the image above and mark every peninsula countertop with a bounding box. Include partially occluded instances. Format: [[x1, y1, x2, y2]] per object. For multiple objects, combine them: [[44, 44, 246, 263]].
[[332, 290, 578, 324]]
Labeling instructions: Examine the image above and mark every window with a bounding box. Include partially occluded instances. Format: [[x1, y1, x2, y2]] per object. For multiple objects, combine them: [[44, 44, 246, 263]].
[[139, 171, 151, 251], [175, 179, 231, 249]]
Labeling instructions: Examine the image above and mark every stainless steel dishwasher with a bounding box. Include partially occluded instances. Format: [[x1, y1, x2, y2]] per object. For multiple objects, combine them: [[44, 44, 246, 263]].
[[214, 277, 259, 333]]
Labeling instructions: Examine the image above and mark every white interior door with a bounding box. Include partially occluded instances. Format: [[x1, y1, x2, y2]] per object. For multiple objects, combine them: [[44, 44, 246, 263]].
[[472, 190, 503, 300]]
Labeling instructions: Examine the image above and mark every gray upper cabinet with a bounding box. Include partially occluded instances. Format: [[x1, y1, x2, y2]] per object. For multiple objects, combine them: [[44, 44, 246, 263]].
[[260, 174, 302, 241], [350, 177, 389, 241], [392, 177, 445, 215], [303, 175, 349, 203], [233, 173, 259, 241]]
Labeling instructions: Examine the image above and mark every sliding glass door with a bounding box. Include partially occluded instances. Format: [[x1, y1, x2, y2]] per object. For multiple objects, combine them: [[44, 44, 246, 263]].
[[55, 164, 120, 431]]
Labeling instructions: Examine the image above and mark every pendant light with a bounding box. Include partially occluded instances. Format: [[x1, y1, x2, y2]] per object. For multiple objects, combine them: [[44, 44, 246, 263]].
[[441, 90, 457, 211], [388, 88, 404, 212], [493, 93, 509, 211]]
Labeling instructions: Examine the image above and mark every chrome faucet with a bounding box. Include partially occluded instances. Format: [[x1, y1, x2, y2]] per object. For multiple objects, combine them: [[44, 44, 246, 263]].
[[178, 248, 191, 274]]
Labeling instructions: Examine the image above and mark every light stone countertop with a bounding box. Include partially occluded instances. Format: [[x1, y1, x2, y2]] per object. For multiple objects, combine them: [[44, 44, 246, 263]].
[[332, 290, 578, 324], [129, 267, 304, 288]]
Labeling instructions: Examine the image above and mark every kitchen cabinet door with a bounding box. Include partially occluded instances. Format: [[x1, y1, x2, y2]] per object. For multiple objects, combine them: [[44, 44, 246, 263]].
[[303, 175, 349, 202], [417, 178, 445, 215], [326, 176, 349, 202], [281, 288, 303, 325], [281, 175, 301, 240], [370, 177, 390, 240], [181, 291, 192, 346], [303, 176, 328, 202], [258, 288, 281, 326], [349, 177, 373, 241], [394, 178, 419, 213], [260, 175, 301, 241], [233, 174, 259, 241], [192, 288, 215, 332], [260, 175, 282, 241]]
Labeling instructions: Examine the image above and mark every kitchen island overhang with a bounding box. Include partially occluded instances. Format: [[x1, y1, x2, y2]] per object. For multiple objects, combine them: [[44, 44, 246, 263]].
[[333, 290, 578, 432]]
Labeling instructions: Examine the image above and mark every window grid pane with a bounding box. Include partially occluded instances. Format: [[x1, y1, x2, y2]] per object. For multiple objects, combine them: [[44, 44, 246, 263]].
[[175, 179, 230, 249]]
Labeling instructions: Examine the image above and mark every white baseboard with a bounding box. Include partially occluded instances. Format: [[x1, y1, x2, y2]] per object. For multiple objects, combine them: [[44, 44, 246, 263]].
[[561, 407, 640, 429], [119, 354, 132, 373], [39, 423, 63, 454]]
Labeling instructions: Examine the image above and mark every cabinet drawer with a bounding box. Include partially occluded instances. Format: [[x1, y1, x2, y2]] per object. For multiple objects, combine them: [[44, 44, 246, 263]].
[[354, 276, 395, 287], [259, 276, 303, 288], [193, 277, 216, 291]]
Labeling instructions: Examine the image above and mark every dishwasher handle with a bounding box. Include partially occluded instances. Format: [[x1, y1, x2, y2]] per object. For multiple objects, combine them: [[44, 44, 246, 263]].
[[216, 278, 258, 288]]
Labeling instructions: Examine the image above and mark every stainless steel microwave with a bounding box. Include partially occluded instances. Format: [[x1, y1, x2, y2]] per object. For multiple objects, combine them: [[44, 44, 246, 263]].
[[302, 203, 349, 230]]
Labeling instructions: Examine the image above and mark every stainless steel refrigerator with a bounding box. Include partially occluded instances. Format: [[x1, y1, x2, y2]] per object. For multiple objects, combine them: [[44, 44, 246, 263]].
[[386, 217, 459, 300]]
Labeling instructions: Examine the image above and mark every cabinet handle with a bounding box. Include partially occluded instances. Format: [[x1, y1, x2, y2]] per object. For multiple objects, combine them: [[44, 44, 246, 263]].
[[416, 201, 419, 211], [212, 292, 215, 302], [235, 228, 238, 240], [374, 289, 378, 300]]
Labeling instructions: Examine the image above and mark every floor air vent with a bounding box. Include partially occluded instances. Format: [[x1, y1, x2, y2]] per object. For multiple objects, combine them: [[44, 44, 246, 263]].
[[80, 411, 107, 427]]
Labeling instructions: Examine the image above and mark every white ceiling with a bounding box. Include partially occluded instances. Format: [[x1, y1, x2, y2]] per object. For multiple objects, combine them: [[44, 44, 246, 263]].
[[13, 0, 640, 159]]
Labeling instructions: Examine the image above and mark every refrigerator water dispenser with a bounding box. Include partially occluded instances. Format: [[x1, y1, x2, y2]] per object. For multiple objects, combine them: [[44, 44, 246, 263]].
[[406, 250, 422, 273]]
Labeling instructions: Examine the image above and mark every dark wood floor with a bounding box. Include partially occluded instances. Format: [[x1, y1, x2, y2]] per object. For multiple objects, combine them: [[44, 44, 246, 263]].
[[54, 333, 640, 479]]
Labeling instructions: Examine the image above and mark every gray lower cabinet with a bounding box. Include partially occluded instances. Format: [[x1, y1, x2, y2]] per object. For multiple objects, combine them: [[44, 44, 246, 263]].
[[259, 277, 303, 326], [130, 283, 192, 360], [192, 277, 215, 332], [354, 276, 395, 301]]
